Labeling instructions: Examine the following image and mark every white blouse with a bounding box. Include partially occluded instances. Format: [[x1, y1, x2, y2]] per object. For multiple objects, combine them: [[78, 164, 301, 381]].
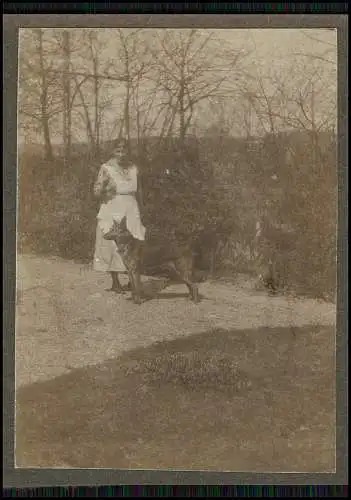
[[94, 159, 145, 240], [94, 160, 138, 198]]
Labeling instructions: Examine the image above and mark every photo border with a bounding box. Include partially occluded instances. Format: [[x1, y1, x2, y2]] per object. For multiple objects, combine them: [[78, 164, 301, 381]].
[[3, 13, 348, 487]]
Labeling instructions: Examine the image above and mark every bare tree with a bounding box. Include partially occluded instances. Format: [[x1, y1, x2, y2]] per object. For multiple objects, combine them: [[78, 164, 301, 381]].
[[109, 29, 151, 154], [294, 29, 337, 65], [239, 47, 336, 152], [147, 29, 249, 154], [18, 29, 63, 159], [61, 30, 72, 163], [67, 30, 117, 159]]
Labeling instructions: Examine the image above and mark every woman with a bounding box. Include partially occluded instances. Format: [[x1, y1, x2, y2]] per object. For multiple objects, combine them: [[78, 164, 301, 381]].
[[93, 141, 146, 293]]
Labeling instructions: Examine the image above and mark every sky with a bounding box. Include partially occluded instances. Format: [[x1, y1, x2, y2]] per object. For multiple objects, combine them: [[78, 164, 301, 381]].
[[102, 27, 337, 72], [18, 28, 337, 144]]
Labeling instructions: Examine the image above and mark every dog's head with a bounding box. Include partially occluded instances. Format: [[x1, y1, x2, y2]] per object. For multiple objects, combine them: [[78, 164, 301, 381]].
[[104, 217, 132, 246]]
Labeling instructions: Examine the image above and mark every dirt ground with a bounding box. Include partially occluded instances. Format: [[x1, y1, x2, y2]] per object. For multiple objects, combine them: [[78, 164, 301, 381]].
[[15, 253, 336, 471]]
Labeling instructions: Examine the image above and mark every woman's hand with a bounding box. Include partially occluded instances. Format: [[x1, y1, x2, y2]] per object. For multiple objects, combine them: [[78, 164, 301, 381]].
[[94, 166, 107, 199], [101, 184, 117, 204]]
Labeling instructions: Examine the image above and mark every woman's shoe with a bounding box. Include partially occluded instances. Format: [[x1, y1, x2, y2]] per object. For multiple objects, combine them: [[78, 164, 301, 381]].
[[121, 283, 132, 291]]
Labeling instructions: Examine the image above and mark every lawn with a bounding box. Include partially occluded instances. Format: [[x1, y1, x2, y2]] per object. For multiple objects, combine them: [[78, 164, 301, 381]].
[[16, 324, 335, 472]]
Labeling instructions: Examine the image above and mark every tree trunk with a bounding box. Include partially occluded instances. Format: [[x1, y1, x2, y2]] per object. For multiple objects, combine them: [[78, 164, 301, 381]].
[[179, 86, 186, 155], [124, 79, 131, 154], [119, 31, 132, 155], [178, 56, 187, 158], [93, 63, 100, 160], [310, 84, 318, 171], [209, 247, 216, 277], [62, 30, 71, 164], [37, 29, 53, 161], [76, 82, 95, 152], [42, 111, 53, 160]]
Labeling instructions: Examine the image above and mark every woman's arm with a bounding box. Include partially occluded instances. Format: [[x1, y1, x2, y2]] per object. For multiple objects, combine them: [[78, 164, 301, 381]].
[[93, 165, 107, 198], [94, 165, 117, 203], [136, 173, 144, 212]]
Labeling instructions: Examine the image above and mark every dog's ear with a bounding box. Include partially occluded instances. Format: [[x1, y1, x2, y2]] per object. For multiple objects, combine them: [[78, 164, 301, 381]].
[[120, 217, 127, 230]]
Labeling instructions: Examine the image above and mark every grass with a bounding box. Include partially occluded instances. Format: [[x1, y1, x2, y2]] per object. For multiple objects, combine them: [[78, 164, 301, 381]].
[[16, 325, 335, 472]]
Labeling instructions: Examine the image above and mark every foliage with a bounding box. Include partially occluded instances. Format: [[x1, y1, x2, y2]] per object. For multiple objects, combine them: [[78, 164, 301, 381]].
[[140, 137, 236, 242], [254, 131, 337, 300], [18, 151, 99, 262], [18, 133, 337, 302]]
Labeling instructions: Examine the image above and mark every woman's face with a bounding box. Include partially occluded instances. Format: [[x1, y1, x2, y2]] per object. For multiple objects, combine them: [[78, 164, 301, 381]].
[[113, 145, 128, 163]]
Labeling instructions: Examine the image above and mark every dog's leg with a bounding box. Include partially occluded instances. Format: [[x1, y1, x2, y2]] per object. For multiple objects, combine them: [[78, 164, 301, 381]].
[[112, 240, 138, 304], [172, 256, 200, 303], [127, 261, 142, 305], [128, 271, 141, 304], [133, 269, 143, 305], [185, 277, 200, 303], [125, 243, 143, 305], [134, 244, 144, 304]]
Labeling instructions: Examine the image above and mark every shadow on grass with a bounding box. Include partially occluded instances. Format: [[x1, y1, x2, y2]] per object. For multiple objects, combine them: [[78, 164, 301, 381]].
[[16, 325, 336, 472], [123, 277, 208, 302]]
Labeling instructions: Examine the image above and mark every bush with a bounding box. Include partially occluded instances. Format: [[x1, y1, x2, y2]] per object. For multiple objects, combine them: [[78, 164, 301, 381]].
[[140, 137, 238, 266], [254, 131, 337, 300], [18, 131, 337, 302], [18, 151, 99, 262], [18, 140, 234, 267]]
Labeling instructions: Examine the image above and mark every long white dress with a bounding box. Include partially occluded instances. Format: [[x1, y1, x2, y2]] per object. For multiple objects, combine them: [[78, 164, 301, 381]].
[[93, 159, 146, 273]]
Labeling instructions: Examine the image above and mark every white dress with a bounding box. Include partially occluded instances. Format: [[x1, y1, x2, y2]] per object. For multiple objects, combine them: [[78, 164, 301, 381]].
[[93, 159, 146, 273]]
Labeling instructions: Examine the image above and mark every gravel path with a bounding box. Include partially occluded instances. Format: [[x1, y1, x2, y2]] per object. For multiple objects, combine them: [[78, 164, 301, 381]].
[[16, 253, 336, 389]]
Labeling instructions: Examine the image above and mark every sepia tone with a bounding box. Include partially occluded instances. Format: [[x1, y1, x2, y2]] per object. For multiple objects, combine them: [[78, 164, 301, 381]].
[[15, 27, 337, 472]]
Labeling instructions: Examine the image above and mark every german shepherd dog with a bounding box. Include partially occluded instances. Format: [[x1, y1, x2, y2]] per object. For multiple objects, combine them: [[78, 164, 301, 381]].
[[104, 217, 200, 305]]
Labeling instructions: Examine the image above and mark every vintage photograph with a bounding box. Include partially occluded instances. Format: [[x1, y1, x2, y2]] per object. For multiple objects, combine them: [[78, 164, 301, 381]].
[[15, 27, 337, 471]]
